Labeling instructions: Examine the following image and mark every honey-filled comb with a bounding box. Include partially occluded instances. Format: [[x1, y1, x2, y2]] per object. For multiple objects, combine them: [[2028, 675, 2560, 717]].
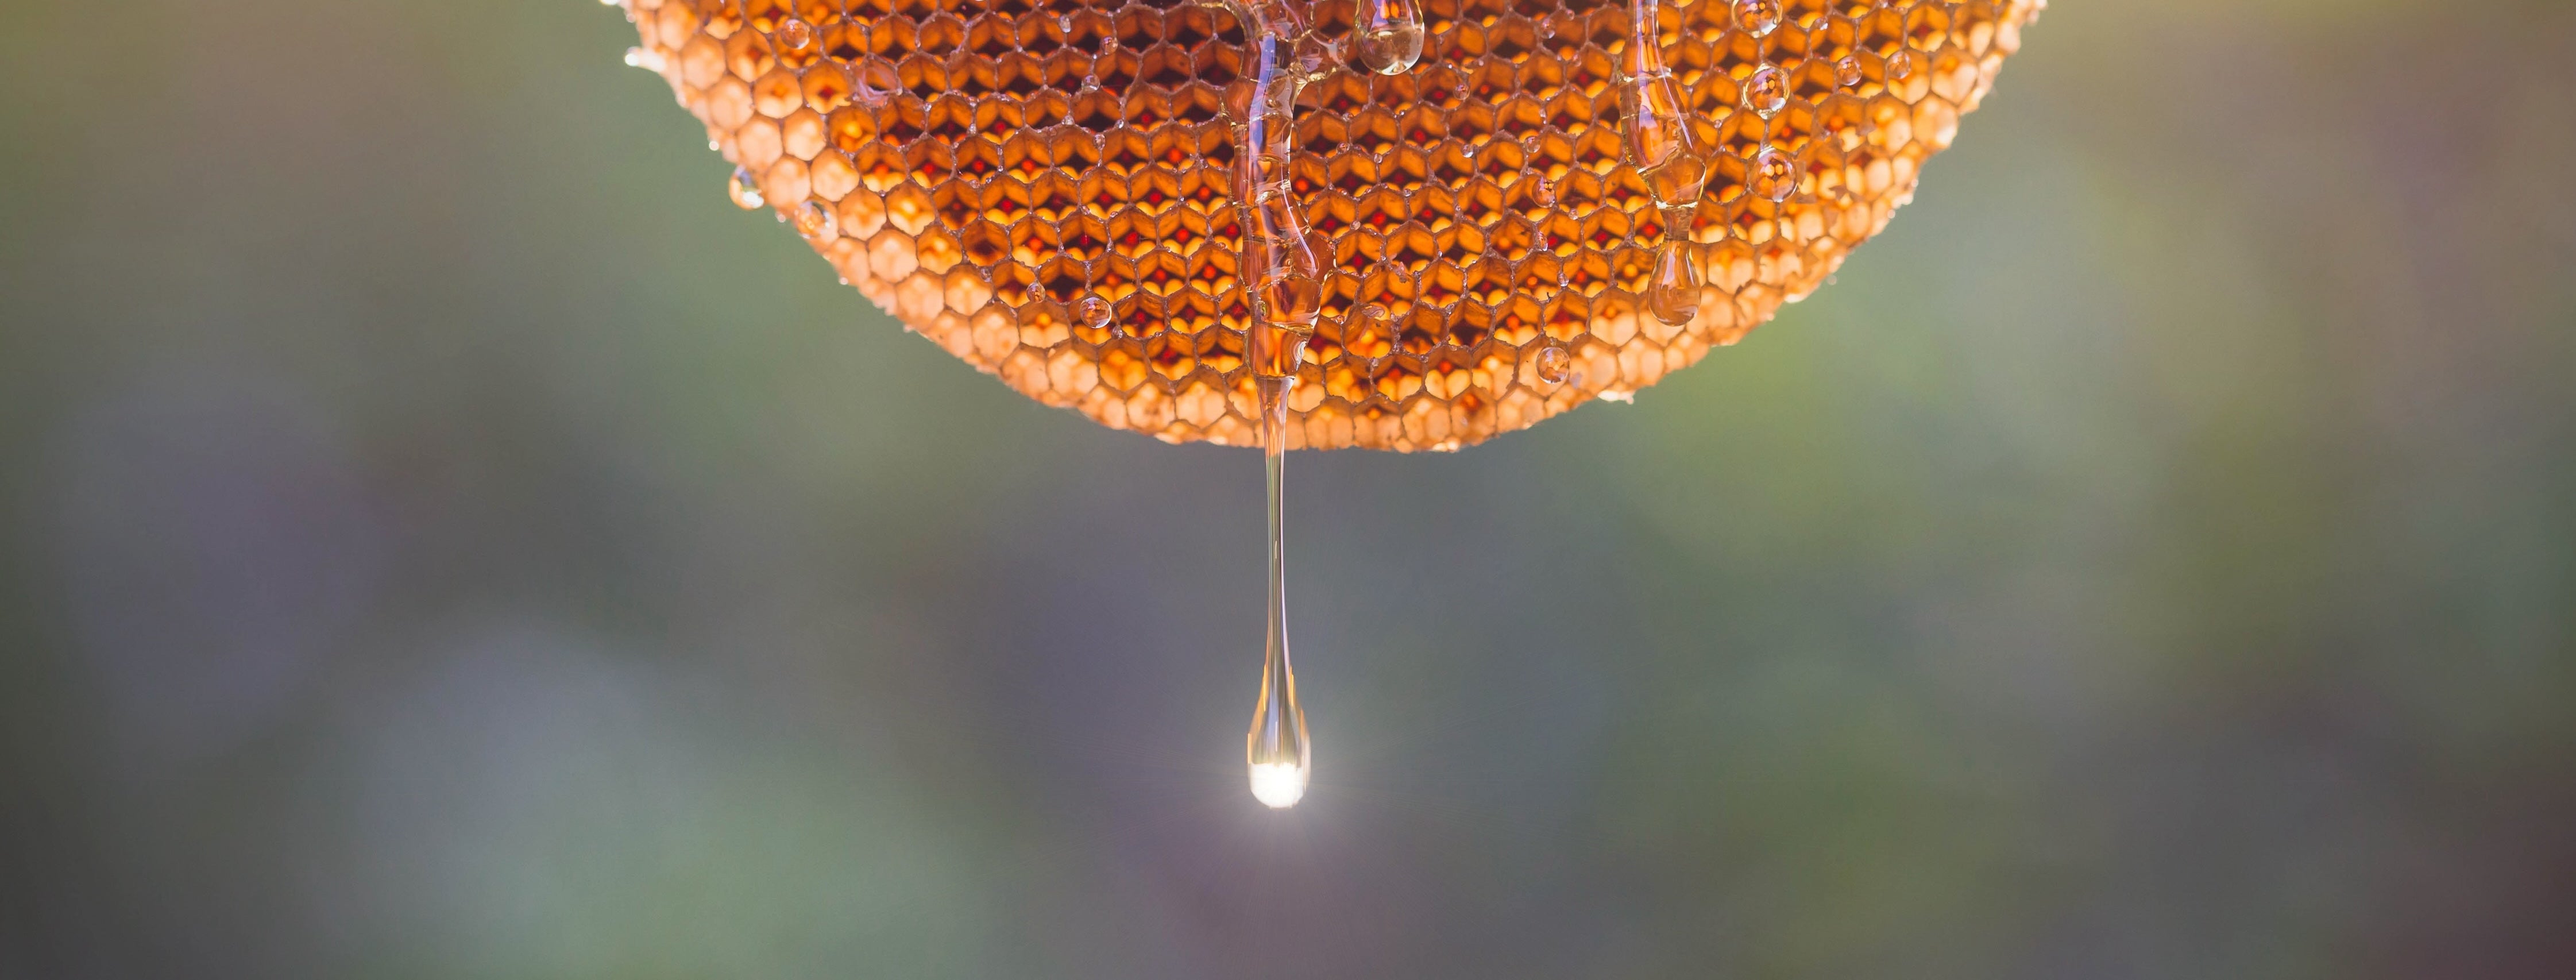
[[610, 0, 2038, 451]]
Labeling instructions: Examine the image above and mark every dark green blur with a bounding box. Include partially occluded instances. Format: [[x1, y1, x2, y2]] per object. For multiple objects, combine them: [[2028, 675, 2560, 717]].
[[2, 1, 2571, 977]]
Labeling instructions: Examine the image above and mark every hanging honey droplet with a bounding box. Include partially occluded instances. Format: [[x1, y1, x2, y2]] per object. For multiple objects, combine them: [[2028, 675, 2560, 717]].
[[1077, 296, 1113, 333], [1835, 55, 1863, 88], [727, 165, 765, 209], [1354, 0, 1425, 75], [1646, 242, 1703, 325], [1246, 373, 1311, 809]]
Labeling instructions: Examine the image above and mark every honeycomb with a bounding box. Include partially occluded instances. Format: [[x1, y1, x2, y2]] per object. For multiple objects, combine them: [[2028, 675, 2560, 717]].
[[612, 0, 2037, 450]]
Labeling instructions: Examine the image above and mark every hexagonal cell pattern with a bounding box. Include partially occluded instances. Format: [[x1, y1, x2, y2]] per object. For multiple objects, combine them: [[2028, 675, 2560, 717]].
[[612, 0, 2038, 450]]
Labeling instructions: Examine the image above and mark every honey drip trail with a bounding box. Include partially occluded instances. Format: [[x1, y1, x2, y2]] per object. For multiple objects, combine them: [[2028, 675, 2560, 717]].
[[1623, 0, 1710, 326], [1246, 373, 1310, 808], [1229, 0, 1324, 808]]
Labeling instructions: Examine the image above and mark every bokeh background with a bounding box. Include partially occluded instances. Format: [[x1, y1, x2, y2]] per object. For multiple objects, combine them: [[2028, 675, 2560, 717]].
[[5, 0, 2574, 977]]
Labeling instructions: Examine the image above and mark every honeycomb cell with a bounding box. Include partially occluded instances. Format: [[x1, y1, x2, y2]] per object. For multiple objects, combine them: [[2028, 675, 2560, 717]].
[[613, 0, 2034, 449]]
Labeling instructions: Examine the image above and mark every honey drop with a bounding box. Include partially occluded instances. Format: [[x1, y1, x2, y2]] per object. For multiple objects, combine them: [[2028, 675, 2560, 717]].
[[1751, 145, 1798, 202], [1734, 0, 1782, 37], [1746, 65, 1789, 119], [1533, 344, 1573, 386], [1354, 0, 1426, 75], [793, 200, 836, 240], [775, 18, 814, 52], [727, 166, 764, 210], [1647, 243, 1703, 325], [1245, 372, 1311, 809]]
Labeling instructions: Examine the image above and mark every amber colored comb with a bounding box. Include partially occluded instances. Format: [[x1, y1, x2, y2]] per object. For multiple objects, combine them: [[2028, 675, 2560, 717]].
[[609, 0, 2037, 450]]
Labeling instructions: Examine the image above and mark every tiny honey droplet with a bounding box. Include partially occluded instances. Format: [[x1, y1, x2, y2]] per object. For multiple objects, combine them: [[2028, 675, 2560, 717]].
[[1534, 344, 1572, 386], [1746, 65, 1789, 118], [1078, 296, 1113, 331], [727, 166, 765, 210], [1354, 0, 1426, 75], [775, 18, 814, 51], [1836, 56, 1863, 87], [794, 200, 837, 240], [1751, 145, 1798, 202], [1735, 0, 1782, 37], [1888, 49, 1917, 80]]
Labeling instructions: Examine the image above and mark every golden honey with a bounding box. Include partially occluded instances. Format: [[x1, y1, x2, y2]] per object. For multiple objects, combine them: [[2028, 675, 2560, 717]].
[[611, 0, 2037, 451]]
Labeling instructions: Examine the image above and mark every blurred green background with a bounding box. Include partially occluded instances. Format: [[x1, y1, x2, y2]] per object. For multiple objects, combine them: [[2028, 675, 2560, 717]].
[[5, 0, 2573, 977]]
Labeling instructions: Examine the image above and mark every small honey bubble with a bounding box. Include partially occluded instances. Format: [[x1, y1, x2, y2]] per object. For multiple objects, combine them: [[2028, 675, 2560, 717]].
[[1835, 56, 1862, 87], [1534, 175, 1557, 206], [1887, 49, 1917, 80], [1735, 0, 1782, 38], [1078, 296, 1113, 331], [727, 166, 765, 210], [776, 18, 814, 51], [1746, 65, 1789, 118], [793, 200, 837, 240], [1533, 345, 1572, 386], [1355, 0, 1426, 75], [1751, 145, 1798, 202]]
